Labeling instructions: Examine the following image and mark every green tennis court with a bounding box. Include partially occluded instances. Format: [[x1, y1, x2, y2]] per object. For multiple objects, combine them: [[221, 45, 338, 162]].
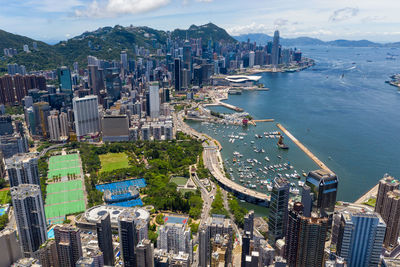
[[46, 190, 84, 205], [46, 180, 82, 194], [45, 200, 86, 218], [47, 153, 82, 179]]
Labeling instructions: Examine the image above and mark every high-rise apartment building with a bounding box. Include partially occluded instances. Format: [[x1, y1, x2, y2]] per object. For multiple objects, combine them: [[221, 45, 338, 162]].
[[136, 239, 154, 267], [174, 58, 181, 91], [48, 114, 61, 141], [73, 95, 100, 141], [375, 175, 399, 214], [381, 189, 400, 250], [305, 169, 338, 218], [6, 153, 39, 187], [157, 221, 192, 258], [285, 202, 304, 266], [39, 239, 59, 267], [244, 210, 254, 239], [54, 225, 83, 267], [268, 177, 289, 245], [11, 184, 47, 257], [0, 228, 22, 266], [96, 212, 114, 266]]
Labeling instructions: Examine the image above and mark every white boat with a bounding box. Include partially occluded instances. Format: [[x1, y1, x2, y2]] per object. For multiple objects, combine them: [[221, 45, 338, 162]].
[[265, 156, 270, 161]]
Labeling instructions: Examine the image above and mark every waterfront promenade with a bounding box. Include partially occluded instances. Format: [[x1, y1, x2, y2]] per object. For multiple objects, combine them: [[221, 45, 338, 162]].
[[354, 183, 379, 204], [276, 123, 333, 173]]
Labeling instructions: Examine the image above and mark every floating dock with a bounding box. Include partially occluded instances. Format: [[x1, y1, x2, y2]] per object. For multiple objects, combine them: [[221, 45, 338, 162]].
[[276, 123, 333, 173]]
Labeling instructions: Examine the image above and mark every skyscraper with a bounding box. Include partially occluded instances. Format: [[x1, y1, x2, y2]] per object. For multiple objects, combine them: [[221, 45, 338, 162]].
[[121, 51, 128, 70], [73, 95, 100, 141], [6, 154, 39, 187], [241, 231, 251, 267], [381, 189, 400, 250], [174, 58, 181, 91], [335, 212, 386, 267], [296, 216, 328, 267], [59, 112, 69, 138], [88, 65, 103, 96], [11, 184, 47, 257], [157, 220, 192, 258], [249, 51, 255, 68], [271, 30, 280, 68], [268, 177, 289, 245], [284, 202, 304, 266], [96, 212, 114, 266], [118, 211, 137, 267], [305, 169, 338, 218], [375, 175, 399, 214], [57, 67, 73, 96], [244, 210, 254, 239], [301, 184, 313, 217], [54, 225, 83, 267], [183, 40, 192, 71], [136, 239, 154, 267], [149, 82, 160, 118]]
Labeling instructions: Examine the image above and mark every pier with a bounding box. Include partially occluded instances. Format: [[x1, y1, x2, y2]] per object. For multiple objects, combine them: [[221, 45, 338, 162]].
[[276, 123, 333, 173], [205, 100, 244, 112], [253, 119, 275, 122]]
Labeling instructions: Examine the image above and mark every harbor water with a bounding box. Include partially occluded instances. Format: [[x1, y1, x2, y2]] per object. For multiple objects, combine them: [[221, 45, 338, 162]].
[[188, 45, 400, 208]]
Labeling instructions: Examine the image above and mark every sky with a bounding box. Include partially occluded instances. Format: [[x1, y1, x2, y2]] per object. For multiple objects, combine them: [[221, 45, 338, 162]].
[[2, 0, 400, 43]]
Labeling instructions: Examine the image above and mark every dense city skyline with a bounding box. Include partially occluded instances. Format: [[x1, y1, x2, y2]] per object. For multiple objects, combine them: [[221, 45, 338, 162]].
[[2, 0, 400, 43]]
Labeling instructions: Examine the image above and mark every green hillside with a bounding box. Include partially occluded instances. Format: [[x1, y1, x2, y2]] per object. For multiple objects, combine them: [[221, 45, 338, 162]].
[[0, 23, 237, 73]]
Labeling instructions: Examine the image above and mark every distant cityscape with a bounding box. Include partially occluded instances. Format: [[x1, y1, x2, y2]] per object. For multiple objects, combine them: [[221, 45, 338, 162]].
[[0, 23, 398, 267]]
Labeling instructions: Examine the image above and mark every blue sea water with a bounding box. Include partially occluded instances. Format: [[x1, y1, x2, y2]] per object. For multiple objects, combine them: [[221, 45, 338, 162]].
[[190, 46, 400, 202]]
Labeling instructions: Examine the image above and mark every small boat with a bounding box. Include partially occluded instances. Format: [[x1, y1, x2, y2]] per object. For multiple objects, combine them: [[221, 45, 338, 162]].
[[265, 156, 270, 162]]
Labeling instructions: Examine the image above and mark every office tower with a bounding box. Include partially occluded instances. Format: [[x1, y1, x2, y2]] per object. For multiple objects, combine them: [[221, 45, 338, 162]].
[[33, 101, 50, 137], [105, 67, 121, 101], [136, 239, 154, 267], [96, 212, 114, 266], [57, 67, 73, 96], [296, 216, 328, 267], [381, 189, 400, 250], [118, 211, 137, 267], [39, 239, 59, 267], [244, 210, 254, 239], [73, 95, 100, 141], [88, 65, 103, 96], [11, 184, 47, 257], [54, 225, 83, 267], [268, 177, 289, 245], [375, 175, 399, 214], [149, 82, 160, 118], [0, 228, 22, 266], [48, 114, 61, 141], [0, 133, 29, 159], [59, 112, 69, 137], [6, 154, 39, 187], [174, 58, 181, 91], [0, 115, 13, 136], [285, 202, 304, 265], [121, 51, 128, 70], [241, 231, 251, 267], [271, 30, 280, 68], [335, 212, 386, 267], [199, 215, 233, 267], [301, 184, 312, 217], [183, 40, 192, 71], [305, 169, 338, 217], [101, 114, 129, 142], [249, 51, 255, 67]]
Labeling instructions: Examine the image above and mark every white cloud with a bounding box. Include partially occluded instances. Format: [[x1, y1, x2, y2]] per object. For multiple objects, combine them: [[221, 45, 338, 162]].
[[75, 0, 170, 18], [329, 7, 359, 22]]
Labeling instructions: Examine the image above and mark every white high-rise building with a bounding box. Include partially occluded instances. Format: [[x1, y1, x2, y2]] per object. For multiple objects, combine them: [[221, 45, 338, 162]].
[[6, 154, 39, 187], [249, 51, 255, 68], [11, 184, 47, 257], [157, 222, 192, 259], [73, 95, 100, 141], [47, 114, 61, 141], [149, 82, 160, 118]]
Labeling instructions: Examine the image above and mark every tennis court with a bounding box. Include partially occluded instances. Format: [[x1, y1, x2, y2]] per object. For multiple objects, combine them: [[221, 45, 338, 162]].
[[95, 178, 147, 193], [45, 180, 86, 224], [47, 154, 81, 179]]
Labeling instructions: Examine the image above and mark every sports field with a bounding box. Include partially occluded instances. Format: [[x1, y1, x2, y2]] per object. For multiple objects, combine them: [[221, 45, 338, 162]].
[[170, 176, 188, 186], [48, 154, 81, 179], [0, 190, 10, 205], [45, 180, 85, 224], [99, 153, 130, 173]]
